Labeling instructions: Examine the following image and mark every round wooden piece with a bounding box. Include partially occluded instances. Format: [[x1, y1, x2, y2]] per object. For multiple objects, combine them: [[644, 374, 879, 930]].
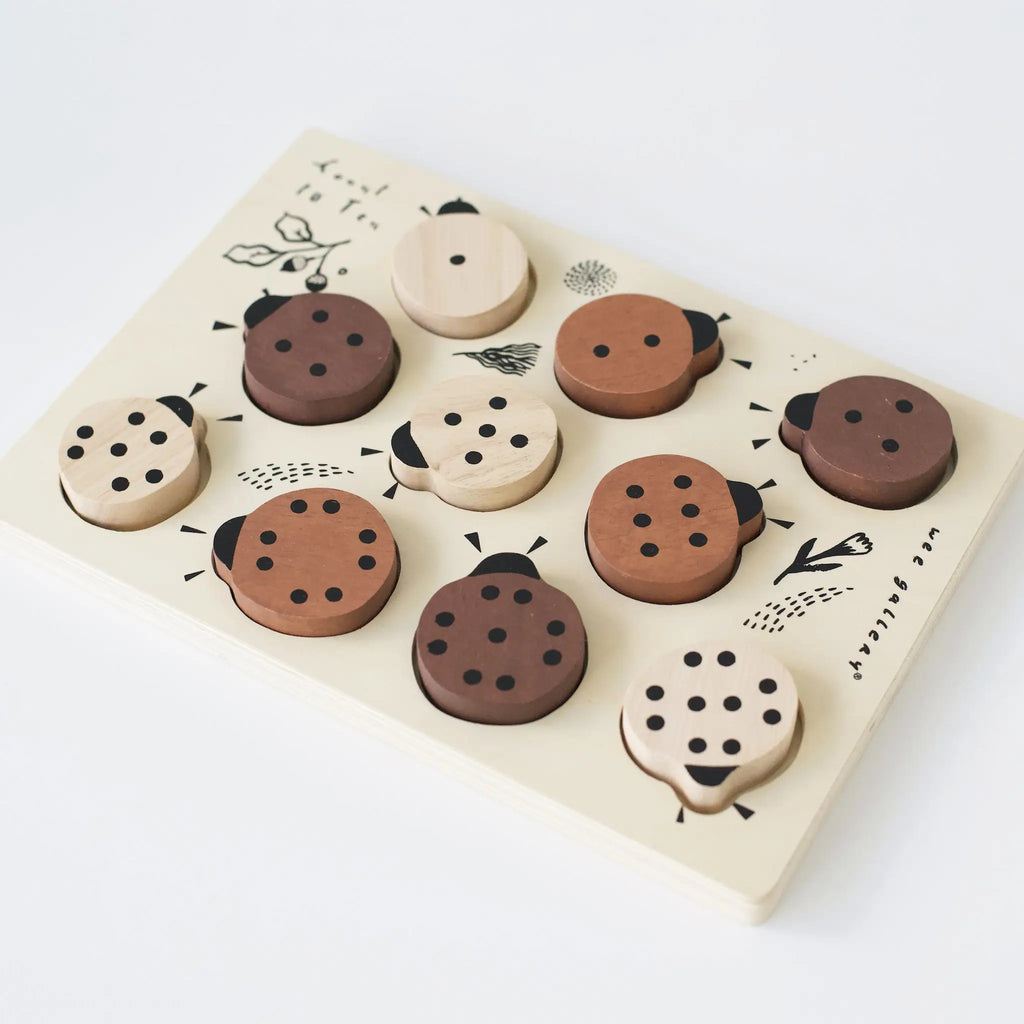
[[414, 553, 587, 725], [554, 294, 721, 418], [58, 395, 206, 531], [781, 375, 954, 509], [622, 643, 799, 814], [389, 375, 558, 511], [391, 211, 529, 339], [243, 291, 396, 425], [586, 455, 764, 603], [212, 488, 398, 637]]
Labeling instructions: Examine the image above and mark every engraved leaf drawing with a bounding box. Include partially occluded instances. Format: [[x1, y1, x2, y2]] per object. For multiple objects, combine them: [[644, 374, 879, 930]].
[[223, 243, 282, 267], [275, 213, 313, 243]]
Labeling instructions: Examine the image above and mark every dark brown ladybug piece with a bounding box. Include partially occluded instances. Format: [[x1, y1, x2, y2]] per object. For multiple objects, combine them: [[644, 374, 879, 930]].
[[414, 553, 587, 725], [781, 375, 954, 509], [242, 291, 397, 425]]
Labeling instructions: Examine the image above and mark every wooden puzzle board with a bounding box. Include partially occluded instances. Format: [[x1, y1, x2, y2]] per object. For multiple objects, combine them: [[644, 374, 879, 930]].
[[1, 130, 1021, 922]]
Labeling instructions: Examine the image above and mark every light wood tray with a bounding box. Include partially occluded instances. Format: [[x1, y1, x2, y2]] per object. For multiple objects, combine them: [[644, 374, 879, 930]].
[[2, 130, 1020, 922]]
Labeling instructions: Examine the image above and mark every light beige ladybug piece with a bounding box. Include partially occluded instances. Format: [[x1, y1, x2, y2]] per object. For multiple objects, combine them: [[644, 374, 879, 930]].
[[622, 643, 800, 814], [390, 375, 558, 511], [58, 396, 207, 531], [391, 199, 530, 339]]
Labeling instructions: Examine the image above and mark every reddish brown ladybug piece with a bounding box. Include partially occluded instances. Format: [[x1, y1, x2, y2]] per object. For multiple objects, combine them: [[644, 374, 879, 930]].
[[414, 553, 587, 725], [242, 291, 396, 424], [212, 488, 399, 637], [586, 455, 764, 603], [781, 375, 955, 509], [554, 294, 721, 418]]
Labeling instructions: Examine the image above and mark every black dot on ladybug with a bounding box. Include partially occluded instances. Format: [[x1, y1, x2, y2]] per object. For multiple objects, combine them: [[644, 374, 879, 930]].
[[496, 675, 515, 691], [128, 412, 145, 425], [513, 589, 532, 604], [489, 397, 507, 410], [763, 709, 782, 725], [724, 696, 742, 711], [359, 529, 376, 544], [150, 431, 167, 445], [681, 503, 700, 518], [647, 715, 665, 731], [718, 651, 736, 667], [444, 412, 462, 426], [312, 310, 328, 323], [450, 254, 466, 265], [689, 533, 707, 547], [463, 669, 482, 685], [593, 344, 610, 358], [67, 445, 84, 459], [646, 685, 664, 701], [346, 333, 363, 347], [547, 619, 564, 635], [260, 530, 277, 545], [882, 438, 900, 452], [478, 423, 496, 438], [510, 434, 528, 448], [759, 678, 777, 694], [482, 585, 499, 600], [290, 589, 308, 604], [626, 484, 644, 499], [543, 649, 562, 666], [275, 339, 291, 352], [77, 425, 94, 439], [689, 737, 706, 752], [488, 627, 507, 644], [427, 639, 448, 655], [145, 469, 163, 484], [723, 739, 741, 755], [111, 477, 129, 492], [465, 451, 483, 465], [633, 513, 651, 527], [643, 334, 660, 347], [674, 475, 692, 489], [256, 556, 273, 571], [684, 651, 702, 667], [325, 587, 343, 602], [845, 409, 862, 423], [110, 443, 127, 457], [641, 542, 659, 557], [309, 363, 327, 377], [687, 696, 706, 711], [896, 399, 914, 413], [435, 611, 455, 627], [322, 499, 340, 514], [291, 499, 307, 513], [358, 555, 376, 570]]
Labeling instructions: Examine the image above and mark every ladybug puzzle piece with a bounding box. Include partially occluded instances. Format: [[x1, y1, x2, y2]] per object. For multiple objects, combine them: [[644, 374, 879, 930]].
[[622, 643, 800, 814], [242, 291, 397, 425], [554, 294, 722, 418], [586, 454, 764, 603], [414, 552, 587, 725], [59, 395, 206, 531], [391, 198, 530, 339], [212, 487, 399, 637], [390, 375, 558, 511], [781, 375, 955, 509]]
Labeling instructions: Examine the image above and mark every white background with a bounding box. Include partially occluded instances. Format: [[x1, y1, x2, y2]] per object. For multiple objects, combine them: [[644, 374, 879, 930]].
[[2, 2, 1022, 1020]]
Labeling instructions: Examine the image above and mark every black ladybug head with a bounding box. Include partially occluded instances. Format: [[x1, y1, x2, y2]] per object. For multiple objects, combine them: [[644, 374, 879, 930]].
[[469, 552, 540, 579], [156, 395, 195, 427], [682, 309, 720, 354], [243, 292, 292, 329], [437, 197, 479, 215]]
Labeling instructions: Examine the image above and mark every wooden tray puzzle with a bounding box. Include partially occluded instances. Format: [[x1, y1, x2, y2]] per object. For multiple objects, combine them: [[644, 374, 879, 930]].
[[1, 130, 1021, 922]]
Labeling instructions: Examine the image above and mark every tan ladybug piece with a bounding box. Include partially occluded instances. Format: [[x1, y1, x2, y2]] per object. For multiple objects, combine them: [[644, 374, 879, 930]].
[[59, 395, 207, 531], [622, 643, 800, 814], [391, 199, 530, 339]]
